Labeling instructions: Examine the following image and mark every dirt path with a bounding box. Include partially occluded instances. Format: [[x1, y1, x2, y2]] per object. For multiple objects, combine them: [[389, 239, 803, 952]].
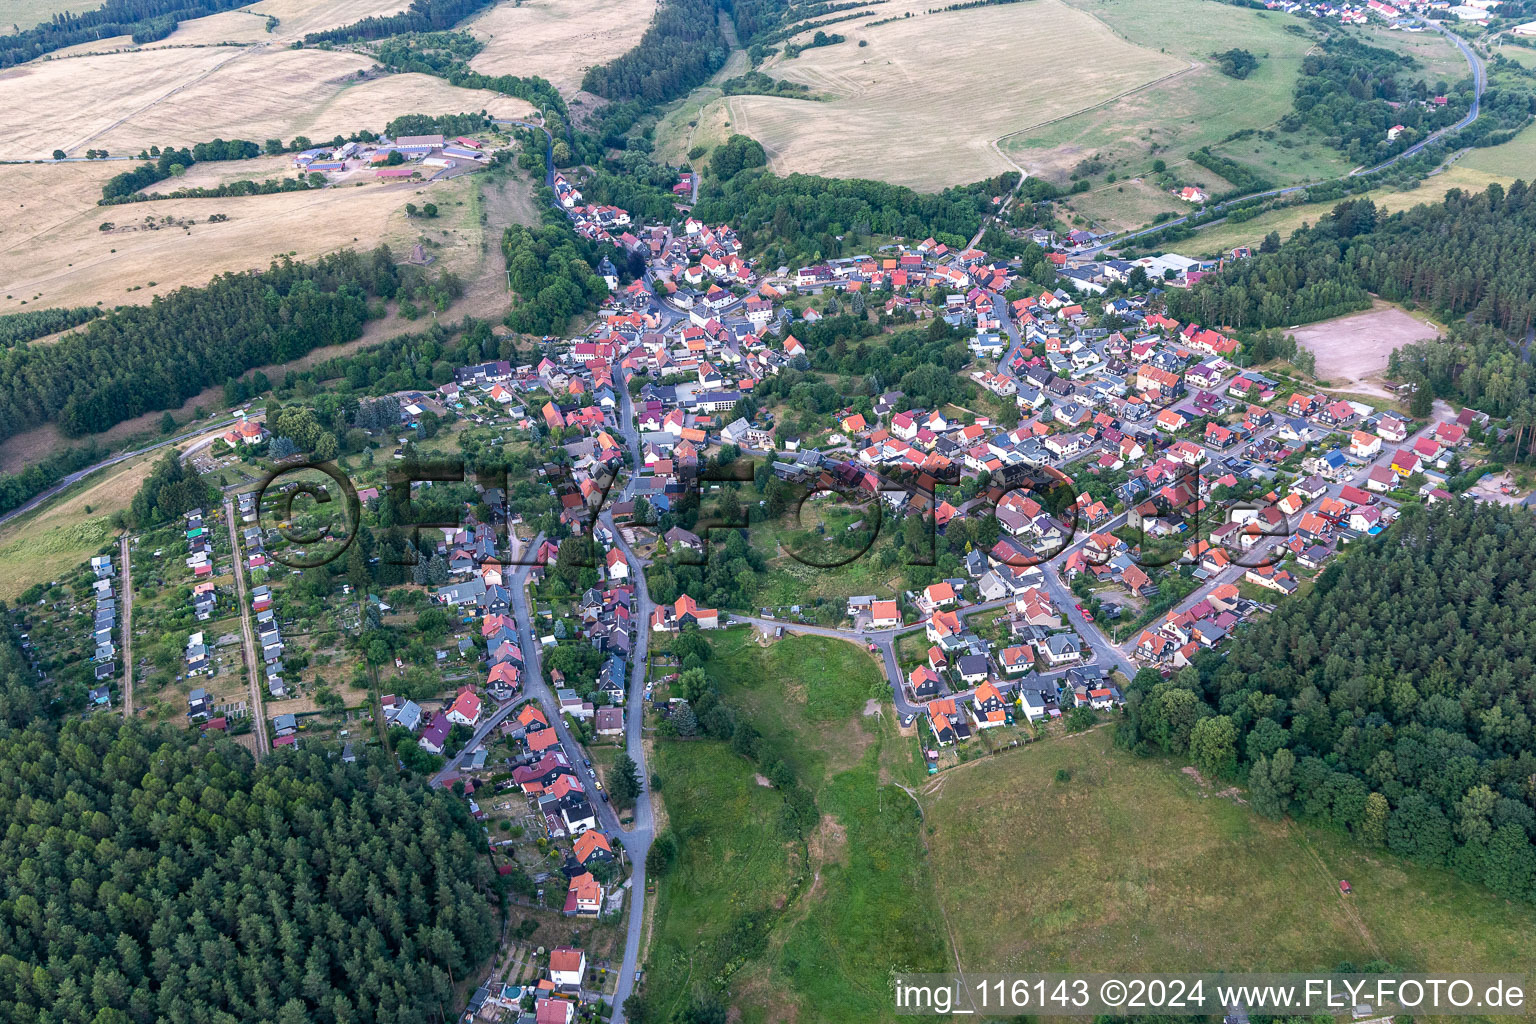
[[120, 534, 135, 718], [1293, 825, 1384, 960], [453, 170, 539, 321], [224, 496, 269, 759], [897, 782, 966, 974]]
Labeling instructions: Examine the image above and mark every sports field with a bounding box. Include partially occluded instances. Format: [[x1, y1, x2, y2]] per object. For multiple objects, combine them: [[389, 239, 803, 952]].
[[724, 0, 1186, 190], [921, 727, 1536, 978], [1292, 302, 1440, 397], [466, 0, 657, 93]]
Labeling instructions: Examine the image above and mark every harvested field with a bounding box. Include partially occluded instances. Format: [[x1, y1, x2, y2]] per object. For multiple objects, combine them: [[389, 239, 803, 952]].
[[0, 45, 239, 159], [0, 168, 480, 315], [0, 0, 100, 29], [0, 42, 532, 160], [1291, 302, 1441, 397], [88, 58, 534, 154], [466, 0, 658, 93], [723, 0, 1185, 190], [246, 0, 411, 41]]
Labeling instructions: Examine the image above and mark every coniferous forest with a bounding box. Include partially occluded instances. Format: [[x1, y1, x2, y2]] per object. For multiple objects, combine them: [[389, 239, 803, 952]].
[[1123, 502, 1536, 904], [0, 0, 249, 69], [0, 249, 402, 443], [579, 0, 728, 105], [0, 712, 496, 1024], [1168, 183, 1536, 335]]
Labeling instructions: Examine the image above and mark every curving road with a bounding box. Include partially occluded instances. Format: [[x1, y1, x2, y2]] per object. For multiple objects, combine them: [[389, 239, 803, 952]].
[[0, 416, 241, 530], [1099, 16, 1485, 251]]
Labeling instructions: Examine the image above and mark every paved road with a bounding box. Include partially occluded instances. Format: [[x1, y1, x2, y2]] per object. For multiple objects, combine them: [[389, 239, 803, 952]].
[[0, 416, 241, 531], [1110, 402, 1452, 661], [224, 496, 270, 758], [433, 365, 658, 1023], [119, 535, 135, 718], [1098, 16, 1484, 251]]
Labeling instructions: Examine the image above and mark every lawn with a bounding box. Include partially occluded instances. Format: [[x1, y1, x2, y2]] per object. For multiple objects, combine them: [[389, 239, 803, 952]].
[[921, 728, 1536, 978], [0, 452, 155, 602], [644, 632, 949, 1023]]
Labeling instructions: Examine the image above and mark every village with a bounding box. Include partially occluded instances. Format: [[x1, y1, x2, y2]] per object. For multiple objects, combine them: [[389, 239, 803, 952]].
[[2, 125, 1509, 1024]]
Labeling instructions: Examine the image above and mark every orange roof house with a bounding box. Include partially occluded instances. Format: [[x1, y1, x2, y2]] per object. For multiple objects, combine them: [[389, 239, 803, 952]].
[[573, 830, 613, 864]]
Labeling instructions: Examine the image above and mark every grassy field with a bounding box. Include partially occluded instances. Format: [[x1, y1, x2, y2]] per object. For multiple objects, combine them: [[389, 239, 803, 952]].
[[0, 453, 155, 602], [465, 0, 657, 93], [720, 0, 1184, 190], [921, 728, 1536, 978], [1004, 0, 1345, 201], [1498, 43, 1536, 71], [1172, 162, 1509, 257], [646, 631, 947, 1023], [1459, 118, 1536, 179]]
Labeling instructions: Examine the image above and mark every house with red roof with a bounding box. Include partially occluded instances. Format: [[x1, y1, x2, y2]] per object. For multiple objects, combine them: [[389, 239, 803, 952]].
[[565, 872, 603, 916], [446, 687, 483, 727], [549, 946, 586, 989]]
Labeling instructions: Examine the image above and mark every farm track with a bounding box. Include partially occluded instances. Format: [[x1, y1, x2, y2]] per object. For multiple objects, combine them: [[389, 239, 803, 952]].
[[119, 534, 134, 717], [63, 42, 267, 156]]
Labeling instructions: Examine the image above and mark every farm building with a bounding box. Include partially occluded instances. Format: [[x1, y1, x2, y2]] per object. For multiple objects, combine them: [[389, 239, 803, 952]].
[[395, 134, 445, 153]]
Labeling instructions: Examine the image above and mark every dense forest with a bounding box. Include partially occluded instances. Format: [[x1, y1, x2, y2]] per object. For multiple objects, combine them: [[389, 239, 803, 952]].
[[0, 307, 100, 348], [1168, 184, 1536, 335], [1121, 503, 1536, 904], [1284, 34, 1466, 165], [130, 449, 216, 526], [0, 248, 402, 442], [0, 0, 248, 69], [0, 716, 497, 1024], [500, 221, 611, 335], [691, 170, 1012, 265], [302, 0, 497, 44], [580, 0, 729, 105]]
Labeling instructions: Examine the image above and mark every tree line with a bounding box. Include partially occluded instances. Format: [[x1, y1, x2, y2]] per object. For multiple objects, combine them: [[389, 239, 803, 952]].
[[0, 715, 498, 1024], [0, 0, 248, 69], [1120, 502, 1536, 906], [580, 0, 728, 105], [500, 219, 611, 336], [0, 307, 100, 347], [1169, 183, 1536, 336], [1285, 33, 1467, 165], [129, 449, 216, 526], [0, 248, 403, 443], [690, 169, 1010, 267], [302, 0, 497, 43]]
